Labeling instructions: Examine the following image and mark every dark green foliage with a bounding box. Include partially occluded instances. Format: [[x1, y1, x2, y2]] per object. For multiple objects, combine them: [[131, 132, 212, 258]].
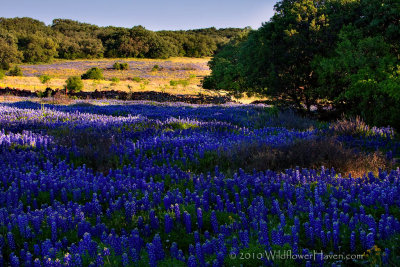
[[39, 74, 51, 84], [207, 0, 400, 128], [169, 79, 190, 87], [202, 33, 248, 96], [0, 17, 245, 64], [315, 26, 400, 128], [113, 62, 129, 70], [8, 66, 23, 76], [0, 29, 22, 70], [111, 77, 120, 83], [151, 64, 161, 71], [65, 76, 84, 92], [0, 70, 4, 80], [17, 34, 58, 63], [131, 77, 142, 82], [81, 67, 104, 80]]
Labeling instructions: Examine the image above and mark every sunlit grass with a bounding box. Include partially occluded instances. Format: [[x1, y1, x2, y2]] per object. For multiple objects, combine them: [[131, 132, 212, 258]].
[[1, 57, 267, 103]]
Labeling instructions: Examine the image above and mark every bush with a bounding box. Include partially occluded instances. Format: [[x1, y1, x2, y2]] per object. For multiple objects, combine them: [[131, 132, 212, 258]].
[[38, 74, 51, 84], [192, 137, 392, 178], [132, 77, 142, 82], [170, 79, 190, 87], [65, 76, 84, 92], [0, 70, 5, 80], [110, 77, 120, 83], [0, 62, 10, 71], [8, 66, 23, 76], [225, 138, 391, 177], [81, 67, 104, 80], [151, 65, 162, 71], [201, 76, 216, 89], [113, 62, 129, 70]]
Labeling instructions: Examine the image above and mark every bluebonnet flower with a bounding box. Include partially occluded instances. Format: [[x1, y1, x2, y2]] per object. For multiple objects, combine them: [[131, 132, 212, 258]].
[[149, 210, 159, 230], [34, 258, 42, 267], [259, 220, 269, 246], [122, 253, 129, 266], [146, 243, 157, 267], [170, 242, 179, 259], [153, 234, 165, 260], [197, 208, 203, 229], [184, 211, 192, 233], [188, 255, 197, 267], [194, 231, 200, 244], [211, 211, 218, 233], [10, 253, 19, 267], [165, 213, 173, 234], [239, 230, 249, 247], [174, 204, 181, 221], [350, 232, 356, 252], [366, 233, 374, 249], [103, 247, 110, 256], [383, 248, 390, 266], [96, 254, 104, 266]]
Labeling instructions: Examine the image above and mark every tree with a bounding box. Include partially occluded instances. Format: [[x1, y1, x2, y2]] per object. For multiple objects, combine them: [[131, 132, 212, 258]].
[[202, 34, 248, 96], [18, 34, 58, 63], [66, 76, 84, 92], [0, 30, 22, 70], [315, 25, 400, 128], [206, 0, 331, 110], [81, 67, 104, 80]]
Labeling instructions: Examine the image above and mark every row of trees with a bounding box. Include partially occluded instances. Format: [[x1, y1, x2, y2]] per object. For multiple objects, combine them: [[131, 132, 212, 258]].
[[205, 0, 400, 128], [0, 17, 247, 68]]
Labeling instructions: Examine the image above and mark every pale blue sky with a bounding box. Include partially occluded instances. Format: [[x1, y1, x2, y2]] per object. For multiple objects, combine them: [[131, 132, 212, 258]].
[[0, 0, 276, 30]]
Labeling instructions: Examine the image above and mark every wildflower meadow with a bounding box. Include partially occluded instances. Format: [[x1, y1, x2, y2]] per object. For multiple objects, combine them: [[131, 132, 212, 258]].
[[0, 100, 399, 266]]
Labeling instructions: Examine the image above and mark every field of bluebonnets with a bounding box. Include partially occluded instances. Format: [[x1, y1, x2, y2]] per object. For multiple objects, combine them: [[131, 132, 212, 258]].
[[0, 99, 400, 266]]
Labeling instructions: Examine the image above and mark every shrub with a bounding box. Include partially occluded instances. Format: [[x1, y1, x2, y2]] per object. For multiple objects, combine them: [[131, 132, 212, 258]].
[[0, 62, 10, 71], [110, 77, 120, 83], [38, 74, 51, 84], [0, 70, 5, 80], [81, 67, 104, 80], [330, 116, 370, 136], [132, 77, 142, 82], [226, 138, 391, 177], [113, 62, 129, 70], [170, 79, 190, 87], [151, 65, 162, 72], [192, 137, 392, 177], [65, 76, 84, 92], [8, 66, 23, 76]]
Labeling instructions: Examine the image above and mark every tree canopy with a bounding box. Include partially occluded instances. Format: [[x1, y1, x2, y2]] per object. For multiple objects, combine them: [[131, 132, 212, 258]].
[[205, 0, 400, 128], [0, 17, 246, 68]]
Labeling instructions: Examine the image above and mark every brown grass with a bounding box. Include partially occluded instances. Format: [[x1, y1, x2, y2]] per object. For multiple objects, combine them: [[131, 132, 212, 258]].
[[330, 116, 369, 136], [222, 137, 391, 177]]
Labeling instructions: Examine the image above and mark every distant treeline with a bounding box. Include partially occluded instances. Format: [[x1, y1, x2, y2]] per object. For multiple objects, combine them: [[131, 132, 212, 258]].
[[204, 0, 400, 129], [0, 17, 248, 68]]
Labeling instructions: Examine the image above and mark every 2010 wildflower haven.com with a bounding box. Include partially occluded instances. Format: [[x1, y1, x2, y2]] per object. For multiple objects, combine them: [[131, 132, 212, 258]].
[[229, 249, 364, 261]]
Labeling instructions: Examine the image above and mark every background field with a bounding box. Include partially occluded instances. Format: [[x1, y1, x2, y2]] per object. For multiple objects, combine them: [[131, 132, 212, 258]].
[[1, 58, 209, 93], [0, 58, 265, 103]]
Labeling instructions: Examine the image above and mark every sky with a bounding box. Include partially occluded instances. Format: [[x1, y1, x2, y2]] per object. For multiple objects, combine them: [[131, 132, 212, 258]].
[[0, 0, 276, 31]]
